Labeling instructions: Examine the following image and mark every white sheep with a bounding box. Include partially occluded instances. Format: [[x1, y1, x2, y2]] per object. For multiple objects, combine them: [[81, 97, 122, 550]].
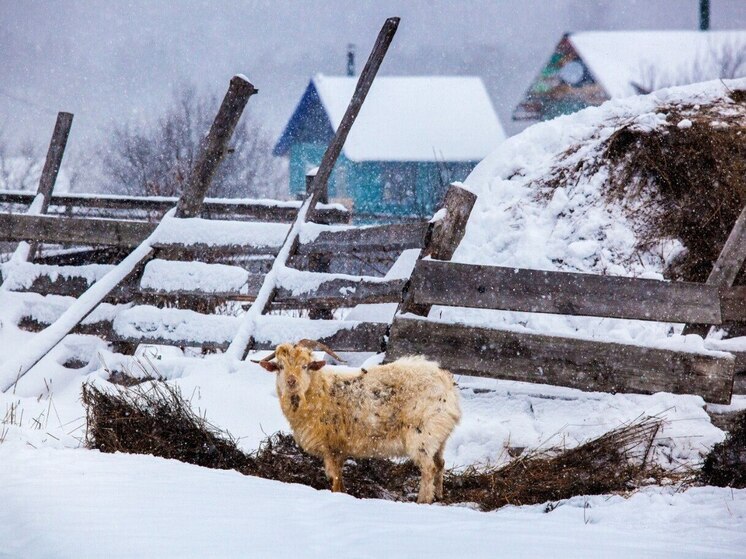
[[256, 340, 461, 503]]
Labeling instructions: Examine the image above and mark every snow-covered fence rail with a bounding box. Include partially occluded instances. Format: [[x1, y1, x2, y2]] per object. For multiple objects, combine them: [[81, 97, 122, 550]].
[[0, 191, 351, 224], [387, 260, 740, 404]]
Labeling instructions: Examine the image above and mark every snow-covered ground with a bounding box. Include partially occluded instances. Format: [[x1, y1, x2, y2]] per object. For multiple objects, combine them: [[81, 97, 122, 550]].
[[1, 78, 746, 556]]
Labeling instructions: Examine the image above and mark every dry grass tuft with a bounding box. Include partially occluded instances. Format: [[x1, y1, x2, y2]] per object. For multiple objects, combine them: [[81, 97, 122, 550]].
[[603, 100, 746, 282], [82, 381, 673, 510], [700, 409, 746, 488]]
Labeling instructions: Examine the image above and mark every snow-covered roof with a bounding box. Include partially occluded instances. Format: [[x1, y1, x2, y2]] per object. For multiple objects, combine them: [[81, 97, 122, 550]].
[[276, 75, 505, 162], [569, 30, 746, 98]]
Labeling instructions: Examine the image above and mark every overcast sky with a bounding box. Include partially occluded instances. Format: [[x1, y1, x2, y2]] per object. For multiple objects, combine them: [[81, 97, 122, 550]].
[[1, 0, 745, 165]]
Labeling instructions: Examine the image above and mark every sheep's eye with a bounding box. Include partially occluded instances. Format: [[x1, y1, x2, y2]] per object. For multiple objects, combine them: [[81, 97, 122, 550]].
[[302, 364, 308, 370]]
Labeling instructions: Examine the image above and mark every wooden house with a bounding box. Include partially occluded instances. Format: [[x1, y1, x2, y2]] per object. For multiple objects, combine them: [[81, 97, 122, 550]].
[[514, 30, 746, 121], [274, 75, 504, 218]]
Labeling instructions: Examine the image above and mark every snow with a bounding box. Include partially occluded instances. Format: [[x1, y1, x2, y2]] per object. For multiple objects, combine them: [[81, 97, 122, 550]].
[[1, 262, 114, 291], [140, 259, 251, 294], [1, 443, 744, 559], [313, 75, 506, 162], [153, 217, 289, 248], [442, 77, 746, 352], [570, 31, 746, 98], [0, 78, 744, 556]]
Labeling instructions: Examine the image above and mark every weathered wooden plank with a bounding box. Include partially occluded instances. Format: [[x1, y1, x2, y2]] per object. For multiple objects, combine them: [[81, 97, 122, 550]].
[[175, 75, 257, 218], [0, 214, 155, 247], [297, 222, 428, 255], [0, 191, 350, 224], [684, 203, 746, 336], [386, 317, 735, 404], [408, 260, 723, 324], [274, 277, 406, 307], [720, 286, 746, 322]]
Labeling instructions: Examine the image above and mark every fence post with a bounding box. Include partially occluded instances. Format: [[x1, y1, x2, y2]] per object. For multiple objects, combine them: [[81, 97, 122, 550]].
[[684, 202, 746, 337], [175, 75, 257, 218], [400, 183, 477, 317], [27, 111, 74, 261], [306, 170, 333, 319]]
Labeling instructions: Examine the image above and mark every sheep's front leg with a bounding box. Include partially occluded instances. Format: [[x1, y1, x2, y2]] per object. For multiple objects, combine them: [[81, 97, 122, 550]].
[[323, 453, 346, 493]]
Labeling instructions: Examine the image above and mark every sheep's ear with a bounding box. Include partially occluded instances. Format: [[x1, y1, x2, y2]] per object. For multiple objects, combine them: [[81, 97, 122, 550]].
[[259, 361, 279, 372], [308, 360, 326, 371]]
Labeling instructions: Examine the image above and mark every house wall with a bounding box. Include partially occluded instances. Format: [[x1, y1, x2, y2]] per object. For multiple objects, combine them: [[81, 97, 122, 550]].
[[288, 142, 475, 218]]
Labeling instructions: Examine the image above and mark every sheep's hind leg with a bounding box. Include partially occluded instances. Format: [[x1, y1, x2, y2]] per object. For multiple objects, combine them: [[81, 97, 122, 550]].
[[414, 453, 437, 504], [323, 453, 346, 493], [434, 443, 446, 500]]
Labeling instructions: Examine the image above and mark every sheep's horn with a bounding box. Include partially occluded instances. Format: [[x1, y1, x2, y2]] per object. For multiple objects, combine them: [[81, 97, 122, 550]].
[[250, 350, 276, 364], [297, 339, 346, 363]]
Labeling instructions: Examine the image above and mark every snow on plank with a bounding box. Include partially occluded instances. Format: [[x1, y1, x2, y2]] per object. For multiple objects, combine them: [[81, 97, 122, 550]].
[[297, 221, 427, 255], [139, 260, 259, 297], [274, 267, 405, 306], [111, 306, 385, 352], [1, 261, 115, 296]]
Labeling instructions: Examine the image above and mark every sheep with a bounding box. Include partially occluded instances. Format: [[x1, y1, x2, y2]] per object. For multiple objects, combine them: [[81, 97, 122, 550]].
[[255, 339, 461, 504]]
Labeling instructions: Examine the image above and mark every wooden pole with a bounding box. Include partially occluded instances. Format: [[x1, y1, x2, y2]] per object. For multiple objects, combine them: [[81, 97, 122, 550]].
[[227, 17, 400, 361], [306, 17, 399, 220], [27, 111, 74, 261], [684, 202, 746, 337], [175, 75, 257, 218]]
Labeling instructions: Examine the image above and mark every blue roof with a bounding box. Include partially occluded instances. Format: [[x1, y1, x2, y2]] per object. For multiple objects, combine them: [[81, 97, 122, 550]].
[[273, 80, 335, 156]]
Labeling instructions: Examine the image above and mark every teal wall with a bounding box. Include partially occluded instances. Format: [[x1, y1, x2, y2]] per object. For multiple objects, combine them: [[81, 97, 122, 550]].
[[289, 141, 475, 218]]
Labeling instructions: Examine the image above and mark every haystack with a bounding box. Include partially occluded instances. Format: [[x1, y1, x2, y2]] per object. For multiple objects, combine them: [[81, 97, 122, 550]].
[[83, 381, 668, 510]]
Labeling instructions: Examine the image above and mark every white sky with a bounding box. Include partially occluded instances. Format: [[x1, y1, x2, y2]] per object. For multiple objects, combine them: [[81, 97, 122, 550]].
[[1, 0, 744, 156]]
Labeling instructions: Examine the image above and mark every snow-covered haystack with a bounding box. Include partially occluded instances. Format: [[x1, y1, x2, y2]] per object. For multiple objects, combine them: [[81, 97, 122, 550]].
[[448, 78, 746, 346]]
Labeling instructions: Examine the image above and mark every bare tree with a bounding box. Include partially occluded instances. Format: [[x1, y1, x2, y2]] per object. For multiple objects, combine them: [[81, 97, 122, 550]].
[[634, 38, 746, 94], [0, 131, 43, 192], [100, 85, 286, 199]]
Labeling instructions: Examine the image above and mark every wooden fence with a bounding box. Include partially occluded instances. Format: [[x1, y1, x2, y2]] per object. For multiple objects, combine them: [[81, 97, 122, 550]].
[[1, 15, 744, 405]]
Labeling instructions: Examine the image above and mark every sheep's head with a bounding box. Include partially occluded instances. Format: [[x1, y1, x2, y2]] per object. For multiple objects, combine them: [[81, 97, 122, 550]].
[[259, 343, 322, 397], [254, 340, 344, 399]]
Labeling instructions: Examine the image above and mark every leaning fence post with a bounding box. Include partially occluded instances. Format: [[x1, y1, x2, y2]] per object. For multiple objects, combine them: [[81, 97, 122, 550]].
[[399, 182, 477, 317], [175, 75, 258, 218], [27, 111, 74, 261], [684, 202, 746, 337]]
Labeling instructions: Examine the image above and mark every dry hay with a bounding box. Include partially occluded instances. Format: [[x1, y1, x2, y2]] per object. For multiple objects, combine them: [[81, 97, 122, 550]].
[[540, 89, 746, 283], [700, 409, 746, 488], [82, 381, 671, 510]]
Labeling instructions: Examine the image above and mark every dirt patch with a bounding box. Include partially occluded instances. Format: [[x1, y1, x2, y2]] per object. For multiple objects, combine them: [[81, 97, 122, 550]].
[[83, 381, 675, 510]]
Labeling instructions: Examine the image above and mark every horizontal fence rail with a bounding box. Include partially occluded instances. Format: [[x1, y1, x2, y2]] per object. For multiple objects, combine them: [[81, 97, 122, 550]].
[[0, 190, 350, 223], [387, 316, 735, 404], [407, 259, 727, 324]]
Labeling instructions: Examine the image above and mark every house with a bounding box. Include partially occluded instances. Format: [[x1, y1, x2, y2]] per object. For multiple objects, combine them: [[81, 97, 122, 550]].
[[514, 30, 746, 121], [273, 75, 505, 218]]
